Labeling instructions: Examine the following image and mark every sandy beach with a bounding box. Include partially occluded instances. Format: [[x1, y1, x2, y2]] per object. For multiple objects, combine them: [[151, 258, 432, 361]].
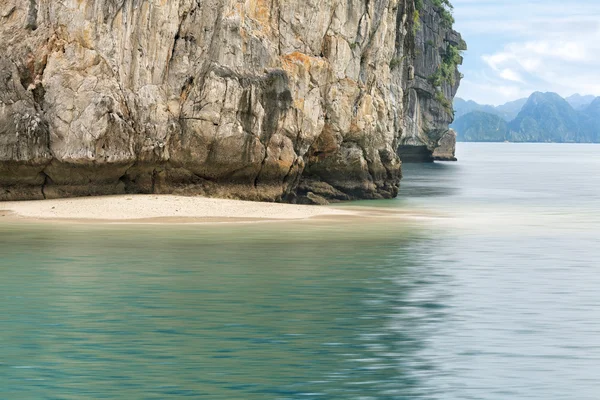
[[0, 195, 363, 224]]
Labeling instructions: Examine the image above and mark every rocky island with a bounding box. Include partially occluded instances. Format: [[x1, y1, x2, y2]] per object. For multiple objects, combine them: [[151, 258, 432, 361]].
[[453, 93, 600, 143], [0, 0, 463, 204]]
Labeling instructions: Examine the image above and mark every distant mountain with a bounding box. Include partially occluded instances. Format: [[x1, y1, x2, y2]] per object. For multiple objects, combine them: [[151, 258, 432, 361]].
[[453, 111, 508, 142], [453, 98, 525, 121], [565, 94, 596, 110], [584, 97, 600, 116], [495, 98, 528, 121], [453, 98, 502, 120], [453, 92, 600, 143], [579, 98, 600, 142], [509, 92, 580, 142]]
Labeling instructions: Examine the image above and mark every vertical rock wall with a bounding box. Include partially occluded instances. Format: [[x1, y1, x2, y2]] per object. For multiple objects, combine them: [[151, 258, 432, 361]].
[[400, 1, 464, 162], [0, 0, 463, 202]]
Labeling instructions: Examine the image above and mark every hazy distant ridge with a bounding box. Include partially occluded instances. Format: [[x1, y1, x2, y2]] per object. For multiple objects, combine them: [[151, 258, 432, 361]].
[[453, 98, 527, 121], [453, 93, 600, 143]]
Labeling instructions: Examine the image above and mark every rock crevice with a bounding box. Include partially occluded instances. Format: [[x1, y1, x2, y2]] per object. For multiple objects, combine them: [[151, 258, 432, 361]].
[[0, 0, 463, 202]]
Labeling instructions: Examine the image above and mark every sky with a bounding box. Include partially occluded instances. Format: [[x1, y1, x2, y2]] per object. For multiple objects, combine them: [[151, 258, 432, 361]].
[[452, 0, 600, 105]]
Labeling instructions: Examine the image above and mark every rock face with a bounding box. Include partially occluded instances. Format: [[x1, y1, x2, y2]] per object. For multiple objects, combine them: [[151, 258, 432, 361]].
[[398, 1, 464, 163], [0, 0, 462, 202], [432, 129, 458, 161]]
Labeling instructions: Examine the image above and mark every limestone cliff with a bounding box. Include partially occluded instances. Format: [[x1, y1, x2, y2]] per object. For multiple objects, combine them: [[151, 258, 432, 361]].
[[0, 0, 463, 203], [399, 0, 464, 162]]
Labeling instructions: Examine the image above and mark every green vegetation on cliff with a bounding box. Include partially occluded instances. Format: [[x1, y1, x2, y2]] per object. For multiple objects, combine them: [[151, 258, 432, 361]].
[[416, 0, 454, 28], [432, 0, 455, 28], [410, 0, 463, 118], [428, 44, 462, 87]]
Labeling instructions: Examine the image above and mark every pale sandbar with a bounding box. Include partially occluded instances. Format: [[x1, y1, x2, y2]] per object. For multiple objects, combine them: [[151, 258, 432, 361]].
[[0, 195, 362, 224]]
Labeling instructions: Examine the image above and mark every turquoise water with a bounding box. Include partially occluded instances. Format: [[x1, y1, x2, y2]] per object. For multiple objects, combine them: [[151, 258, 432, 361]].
[[2, 143, 600, 399]]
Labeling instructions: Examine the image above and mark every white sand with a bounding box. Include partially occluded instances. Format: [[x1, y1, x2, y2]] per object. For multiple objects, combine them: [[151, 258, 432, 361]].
[[0, 195, 358, 223]]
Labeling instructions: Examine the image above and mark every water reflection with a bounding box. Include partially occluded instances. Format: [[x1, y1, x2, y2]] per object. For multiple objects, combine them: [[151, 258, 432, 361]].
[[3, 144, 600, 399], [1, 221, 452, 399], [400, 163, 461, 199]]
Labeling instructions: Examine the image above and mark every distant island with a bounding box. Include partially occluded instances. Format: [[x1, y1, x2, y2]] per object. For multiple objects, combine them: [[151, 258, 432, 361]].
[[452, 93, 600, 143]]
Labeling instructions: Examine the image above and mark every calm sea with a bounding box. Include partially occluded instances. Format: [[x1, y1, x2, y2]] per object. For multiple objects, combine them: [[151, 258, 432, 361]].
[[1, 143, 599, 399]]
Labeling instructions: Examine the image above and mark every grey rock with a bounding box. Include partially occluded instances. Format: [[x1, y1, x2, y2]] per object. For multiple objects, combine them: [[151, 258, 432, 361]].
[[304, 192, 330, 206], [0, 0, 462, 202], [433, 129, 457, 161], [399, 1, 463, 162]]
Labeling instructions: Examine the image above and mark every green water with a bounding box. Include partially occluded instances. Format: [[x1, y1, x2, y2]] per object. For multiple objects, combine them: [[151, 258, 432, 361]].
[[2, 143, 600, 399]]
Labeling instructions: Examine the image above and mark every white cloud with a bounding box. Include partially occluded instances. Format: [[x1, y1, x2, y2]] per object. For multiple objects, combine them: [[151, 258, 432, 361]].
[[458, 79, 531, 106], [499, 69, 523, 83], [480, 34, 600, 102], [453, 0, 600, 104]]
